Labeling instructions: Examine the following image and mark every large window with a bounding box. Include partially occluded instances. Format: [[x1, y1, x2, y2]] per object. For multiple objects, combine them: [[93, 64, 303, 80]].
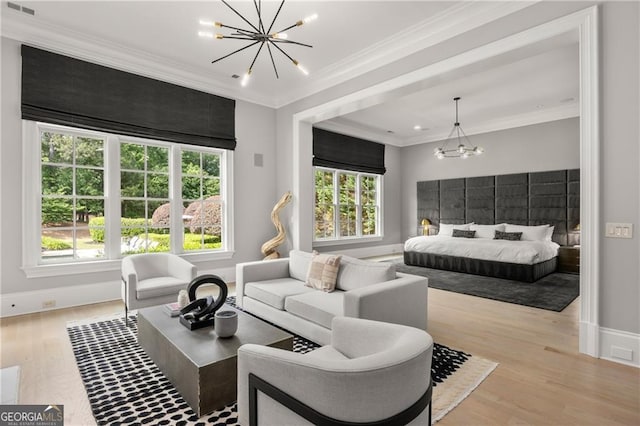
[[27, 122, 233, 272], [314, 167, 382, 242]]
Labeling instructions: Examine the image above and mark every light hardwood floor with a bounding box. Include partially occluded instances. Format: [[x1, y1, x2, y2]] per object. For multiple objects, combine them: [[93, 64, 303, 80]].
[[1, 287, 638, 425]]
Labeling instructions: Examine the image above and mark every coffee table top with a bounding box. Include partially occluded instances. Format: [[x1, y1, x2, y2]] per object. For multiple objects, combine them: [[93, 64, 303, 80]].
[[138, 303, 293, 368]]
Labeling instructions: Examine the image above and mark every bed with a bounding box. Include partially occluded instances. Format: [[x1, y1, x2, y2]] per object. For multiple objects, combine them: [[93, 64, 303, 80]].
[[403, 223, 560, 282]]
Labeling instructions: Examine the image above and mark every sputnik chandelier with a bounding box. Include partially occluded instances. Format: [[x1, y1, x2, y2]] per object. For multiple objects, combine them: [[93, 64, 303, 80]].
[[199, 0, 317, 87], [433, 97, 484, 159]]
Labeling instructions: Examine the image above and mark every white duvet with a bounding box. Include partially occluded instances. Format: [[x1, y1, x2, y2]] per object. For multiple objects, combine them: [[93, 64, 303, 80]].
[[404, 235, 559, 265]]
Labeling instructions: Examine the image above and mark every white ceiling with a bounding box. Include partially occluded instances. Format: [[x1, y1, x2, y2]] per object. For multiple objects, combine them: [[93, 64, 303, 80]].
[[1, 1, 578, 145]]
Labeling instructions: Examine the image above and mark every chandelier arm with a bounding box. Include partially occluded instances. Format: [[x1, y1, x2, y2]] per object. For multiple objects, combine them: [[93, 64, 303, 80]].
[[248, 41, 266, 72], [274, 22, 299, 34], [440, 125, 458, 151], [220, 36, 259, 41], [253, 0, 265, 34], [221, 0, 261, 33], [266, 42, 280, 78], [211, 40, 261, 64], [269, 39, 296, 63], [456, 125, 474, 147], [266, 0, 286, 34], [270, 39, 313, 48], [219, 23, 255, 34]]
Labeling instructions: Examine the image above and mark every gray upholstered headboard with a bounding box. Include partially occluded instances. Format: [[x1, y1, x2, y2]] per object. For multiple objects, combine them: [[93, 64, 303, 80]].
[[417, 169, 580, 246]]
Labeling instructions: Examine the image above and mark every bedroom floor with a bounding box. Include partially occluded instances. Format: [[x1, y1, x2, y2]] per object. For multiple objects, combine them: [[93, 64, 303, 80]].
[[1, 282, 638, 425]]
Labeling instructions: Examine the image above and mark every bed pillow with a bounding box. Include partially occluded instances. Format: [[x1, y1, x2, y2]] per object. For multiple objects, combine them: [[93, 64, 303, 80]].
[[494, 230, 523, 241], [504, 224, 550, 241], [452, 229, 476, 238], [470, 223, 506, 239], [438, 223, 473, 237]]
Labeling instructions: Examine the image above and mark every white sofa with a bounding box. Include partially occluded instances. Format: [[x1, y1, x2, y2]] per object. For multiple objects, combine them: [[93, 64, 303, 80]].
[[236, 250, 428, 345]]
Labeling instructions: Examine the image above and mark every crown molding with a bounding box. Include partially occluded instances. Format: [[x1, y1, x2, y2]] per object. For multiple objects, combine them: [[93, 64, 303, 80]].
[[321, 103, 579, 148], [273, 1, 539, 108], [1, 1, 538, 110]]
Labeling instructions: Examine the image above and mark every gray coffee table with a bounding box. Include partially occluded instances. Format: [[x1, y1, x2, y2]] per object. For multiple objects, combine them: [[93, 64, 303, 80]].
[[137, 304, 293, 416]]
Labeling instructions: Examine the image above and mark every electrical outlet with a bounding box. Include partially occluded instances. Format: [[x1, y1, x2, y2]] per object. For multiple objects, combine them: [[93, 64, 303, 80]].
[[42, 300, 56, 309]]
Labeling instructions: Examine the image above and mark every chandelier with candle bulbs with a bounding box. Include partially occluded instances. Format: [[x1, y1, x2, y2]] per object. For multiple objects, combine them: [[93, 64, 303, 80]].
[[433, 97, 484, 159], [199, 0, 317, 87]]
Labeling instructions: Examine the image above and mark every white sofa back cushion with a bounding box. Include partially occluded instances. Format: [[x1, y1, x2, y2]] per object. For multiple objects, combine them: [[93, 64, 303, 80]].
[[336, 256, 396, 291], [289, 250, 313, 281]]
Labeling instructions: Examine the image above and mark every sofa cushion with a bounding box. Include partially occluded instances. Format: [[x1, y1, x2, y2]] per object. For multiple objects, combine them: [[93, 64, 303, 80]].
[[244, 278, 314, 310], [335, 256, 396, 291], [288, 250, 314, 282], [306, 253, 342, 292], [136, 277, 186, 300], [285, 291, 345, 329]]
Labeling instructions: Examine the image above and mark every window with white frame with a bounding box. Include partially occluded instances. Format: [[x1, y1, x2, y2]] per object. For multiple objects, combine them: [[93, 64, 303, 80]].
[[313, 167, 382, 242], [27, 122, 233, 270]]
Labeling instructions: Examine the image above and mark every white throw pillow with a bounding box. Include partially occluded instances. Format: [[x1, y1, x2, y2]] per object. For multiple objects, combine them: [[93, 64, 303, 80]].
[[470, 224, 506, 239], [438, 223, 473, 237], [504, 224, 550, 241]]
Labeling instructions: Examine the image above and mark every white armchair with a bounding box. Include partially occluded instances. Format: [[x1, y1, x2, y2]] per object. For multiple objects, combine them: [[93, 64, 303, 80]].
[[238, 317, 433, 426], [121, 253, 197, 323]]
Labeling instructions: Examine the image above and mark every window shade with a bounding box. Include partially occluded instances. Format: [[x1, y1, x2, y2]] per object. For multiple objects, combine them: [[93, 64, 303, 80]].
[[21, 45, 236, 150], [312, 128, 386, 174]]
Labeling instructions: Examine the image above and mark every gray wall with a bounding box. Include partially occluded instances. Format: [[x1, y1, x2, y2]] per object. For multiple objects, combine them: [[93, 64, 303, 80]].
[[0, 36, 278, 294], [401, 118, 580, 239], [275, 2, 639, 335]]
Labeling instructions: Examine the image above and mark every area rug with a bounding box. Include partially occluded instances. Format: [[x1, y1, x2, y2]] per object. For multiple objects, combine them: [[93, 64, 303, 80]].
[[67, 300, 497, 425], [391, 260, 579, 311]]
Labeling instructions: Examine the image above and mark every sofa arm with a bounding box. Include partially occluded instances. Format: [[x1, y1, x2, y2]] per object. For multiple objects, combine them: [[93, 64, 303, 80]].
[[235, 258, 291, 308], [343, 273, 428, 330], [167, 255, 197, 282]]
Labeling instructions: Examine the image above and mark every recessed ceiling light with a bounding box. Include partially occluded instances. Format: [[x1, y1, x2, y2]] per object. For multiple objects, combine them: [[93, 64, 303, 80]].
[[413, 125, 421, 130], [231, 74, 240, 79], [386, 130, 395, 134]]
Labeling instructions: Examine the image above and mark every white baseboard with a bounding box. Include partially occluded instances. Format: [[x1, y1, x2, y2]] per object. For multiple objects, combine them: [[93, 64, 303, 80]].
[[0, 266, 237, 318], [324, 243, 404, 259], [0, 280, 121, 318], [599, 327, 640, 368]]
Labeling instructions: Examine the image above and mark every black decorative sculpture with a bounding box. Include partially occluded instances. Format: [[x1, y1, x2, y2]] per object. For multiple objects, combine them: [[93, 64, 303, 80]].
[[179, 274, 228, 330]]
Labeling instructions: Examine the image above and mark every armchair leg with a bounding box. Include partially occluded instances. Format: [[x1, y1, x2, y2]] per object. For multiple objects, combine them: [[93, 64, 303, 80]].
[[125, 304, 129, 328]]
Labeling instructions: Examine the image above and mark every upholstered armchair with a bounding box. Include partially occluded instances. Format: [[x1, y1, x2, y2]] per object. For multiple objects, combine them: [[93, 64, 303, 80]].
[[121, 253, 197, 324], [237, 317, 434, 426]]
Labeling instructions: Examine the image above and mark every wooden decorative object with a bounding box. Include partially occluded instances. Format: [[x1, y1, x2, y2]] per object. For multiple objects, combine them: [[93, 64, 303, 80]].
[[261, 191, 292, 260]]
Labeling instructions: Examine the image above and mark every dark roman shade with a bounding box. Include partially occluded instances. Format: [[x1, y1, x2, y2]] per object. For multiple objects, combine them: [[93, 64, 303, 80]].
[[312, 127, 386, 174], [21, 45, 236, 150]]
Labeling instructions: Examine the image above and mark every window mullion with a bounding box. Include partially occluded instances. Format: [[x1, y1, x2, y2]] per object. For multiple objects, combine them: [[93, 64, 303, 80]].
[[105, 135, 121, 259], [170, 145, 183, 254], [355, 174, 362, 237]]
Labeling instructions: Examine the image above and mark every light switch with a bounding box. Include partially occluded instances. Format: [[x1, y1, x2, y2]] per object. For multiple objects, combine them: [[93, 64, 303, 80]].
[[605, 223, 633, 239]]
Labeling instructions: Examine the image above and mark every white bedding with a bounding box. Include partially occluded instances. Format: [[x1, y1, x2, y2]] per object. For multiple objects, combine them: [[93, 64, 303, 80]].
[[404, 235, 559, 265]]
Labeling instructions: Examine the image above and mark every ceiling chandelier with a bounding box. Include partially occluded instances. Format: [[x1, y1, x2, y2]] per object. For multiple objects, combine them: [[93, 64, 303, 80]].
[[198, 0, 317, 87], [433, 97, 484, 159]]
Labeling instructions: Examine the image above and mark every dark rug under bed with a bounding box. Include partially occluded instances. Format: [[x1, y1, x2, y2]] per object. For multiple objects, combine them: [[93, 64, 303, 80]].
[[392, 260, 579, 311]]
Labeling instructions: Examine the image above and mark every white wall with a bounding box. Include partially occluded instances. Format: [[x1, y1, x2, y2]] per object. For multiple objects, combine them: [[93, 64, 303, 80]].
[[401, 117, 580, 239], [0, 37, 278, 298], [274, 1, 639, 338]]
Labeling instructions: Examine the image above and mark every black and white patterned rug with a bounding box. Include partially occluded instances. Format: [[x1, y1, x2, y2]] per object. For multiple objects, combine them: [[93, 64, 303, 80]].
[[67, 297, 497, 425]]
